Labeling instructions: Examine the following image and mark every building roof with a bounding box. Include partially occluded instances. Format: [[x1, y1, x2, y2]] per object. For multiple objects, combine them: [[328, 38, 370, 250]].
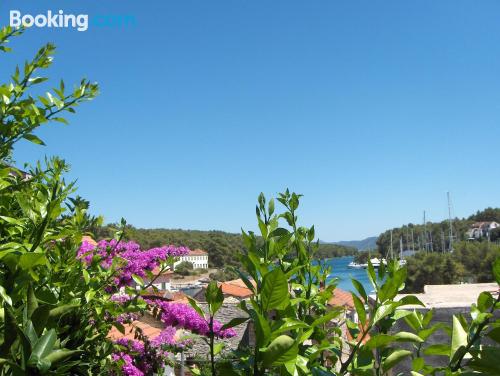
[[108, 320, 162, 341], [81, 235, 97, 246], [471, 221, 499, 229], [218, 279, 255, 299], [328, 288, 355, 310], [188, 249, 208, 256], [396, 283, 499, 308]]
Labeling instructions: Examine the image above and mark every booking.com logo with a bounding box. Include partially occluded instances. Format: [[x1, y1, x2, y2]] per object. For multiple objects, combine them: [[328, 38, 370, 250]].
[[9, 10, 136, 32]]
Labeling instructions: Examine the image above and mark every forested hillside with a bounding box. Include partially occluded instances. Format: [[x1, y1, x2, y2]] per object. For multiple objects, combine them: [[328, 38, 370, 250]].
[[404, 241, 500, 292], [94, 226, 357, 268], [376, 207, 500, 256]]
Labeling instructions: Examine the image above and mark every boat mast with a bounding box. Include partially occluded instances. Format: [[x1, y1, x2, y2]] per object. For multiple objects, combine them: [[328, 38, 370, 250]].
[[441, 230, 446, 253], [390, 230, 394, 260], [447, 191, 454, 252], [423, 211, 428, 252], [399, 236, 403, 260]]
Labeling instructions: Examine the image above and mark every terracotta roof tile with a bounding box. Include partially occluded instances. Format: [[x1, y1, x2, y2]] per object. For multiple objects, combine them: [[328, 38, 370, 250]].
[[188, 249, 208, 256], [218, 279, 255, 298], [81, 235, 97, 246], [107, 321, 162, 341], [328, 288, 355, 309]]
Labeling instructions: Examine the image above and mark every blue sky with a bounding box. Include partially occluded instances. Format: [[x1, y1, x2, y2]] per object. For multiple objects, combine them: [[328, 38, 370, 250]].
[[2, 1, 500, 241]]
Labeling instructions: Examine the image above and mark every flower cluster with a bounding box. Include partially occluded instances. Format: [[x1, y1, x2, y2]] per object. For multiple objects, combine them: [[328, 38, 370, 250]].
[[113, 332, 176, 376], [150, 327, 193, 351], [77, 239, 189, 288], [145, 299, 237, 339], [111, 352, 144, 376], [116, 312, 140, 324], [111, 338, 170, 376]]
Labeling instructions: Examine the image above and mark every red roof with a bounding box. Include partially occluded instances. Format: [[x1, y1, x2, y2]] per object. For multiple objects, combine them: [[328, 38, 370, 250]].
[[188, 249, 207, 256], [108, 320, 162, 341], [218, 279, 255, 298], [81, 235, 97, 246], [328, 288, 355, 309]]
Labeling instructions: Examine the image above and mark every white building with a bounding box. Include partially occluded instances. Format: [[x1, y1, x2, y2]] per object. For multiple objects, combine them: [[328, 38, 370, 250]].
[[174, 249, 209, 269], [467, 221, 499, 240]]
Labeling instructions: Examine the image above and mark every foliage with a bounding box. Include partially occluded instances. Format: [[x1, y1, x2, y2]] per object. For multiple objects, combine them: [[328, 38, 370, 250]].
[[207, 192, 500, 376], [354, 250, 382, 264], [94, 226, 357, 269], [468, 207, 500, 222], [209, 268, 239, 282], [0, 26, 110, 375], [404, 242, 500, 293], [376, 206, 500, 256], [313, 243, 357, 259], [175, 261, 194, 276]]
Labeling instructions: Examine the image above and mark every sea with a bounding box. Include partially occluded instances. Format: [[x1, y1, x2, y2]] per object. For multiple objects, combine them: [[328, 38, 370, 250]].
[[321, 256, 373, 293]]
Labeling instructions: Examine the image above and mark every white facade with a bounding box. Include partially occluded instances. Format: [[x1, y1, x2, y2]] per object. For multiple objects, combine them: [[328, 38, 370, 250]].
[[174, 250, 209, 269], [467, 221, 499, 240]]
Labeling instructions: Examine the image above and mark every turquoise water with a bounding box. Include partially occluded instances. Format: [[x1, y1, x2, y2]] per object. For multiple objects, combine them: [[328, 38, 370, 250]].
[[321, 256, 373, 293]]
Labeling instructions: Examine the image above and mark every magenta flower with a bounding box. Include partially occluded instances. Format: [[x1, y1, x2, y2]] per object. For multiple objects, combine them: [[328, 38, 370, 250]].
[[77, 240, 189, 289], [111, 352, 144, 376], [145, 299, 237, 339]]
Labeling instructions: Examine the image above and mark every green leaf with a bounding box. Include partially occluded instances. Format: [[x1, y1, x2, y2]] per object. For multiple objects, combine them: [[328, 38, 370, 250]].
[[493, 258, 500, 285], [382, 349, 412, 372], [412, 357, 425, 372], [311, 308, 343, 327], [52, 117, 69, 125], [261, 268, 289, 311], [48, 304, 79, 320], [28, 329, 56, 367], [393, 331, 424, 343], [27, 284, 38, 319], [367, 261, 377, 289], [365, 334, 397, 349], [132, 274, 144, 287], [43, 349, 82, 365], [249, 309, 270, 347], [187, 296, 206, 319], [213, 342, 224, 356], [351, 278, 367, 302], [220, 317, 249, 331], [19, 253, 47, 270], [487, 327, 500, 343], [262, 335, 298, 366], [22, 134, 45, 146], [268, 198, 275, 216], [372, 303, 394, 325], [450, 315, 468, 361], [84, 290, 95, 303], [423, 344, 451, 356], [205, 281, 224, 315], [477, 292, 494, 312], [352, 293, 366, 325], [31, 306, 50, 336], [229, 267, 255, 293], [0, 285, 12, 306], [82, 269, 90, 284], [397, 295, 425, 307]]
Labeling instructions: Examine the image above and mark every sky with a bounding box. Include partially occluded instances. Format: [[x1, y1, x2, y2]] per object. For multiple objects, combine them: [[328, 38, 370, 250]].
[[2, 1, 500, 241]]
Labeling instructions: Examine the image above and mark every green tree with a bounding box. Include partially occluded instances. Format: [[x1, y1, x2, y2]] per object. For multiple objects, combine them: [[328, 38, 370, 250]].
[[175, 261, 194, 275]]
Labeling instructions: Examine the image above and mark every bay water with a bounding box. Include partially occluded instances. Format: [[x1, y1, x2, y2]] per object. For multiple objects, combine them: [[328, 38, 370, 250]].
[[321, 256, 373, 293]]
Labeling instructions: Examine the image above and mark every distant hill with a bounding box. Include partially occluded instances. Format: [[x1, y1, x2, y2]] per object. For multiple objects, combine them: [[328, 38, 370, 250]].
[[335, 236, 378, 251], [94, 226, 357, 267]]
